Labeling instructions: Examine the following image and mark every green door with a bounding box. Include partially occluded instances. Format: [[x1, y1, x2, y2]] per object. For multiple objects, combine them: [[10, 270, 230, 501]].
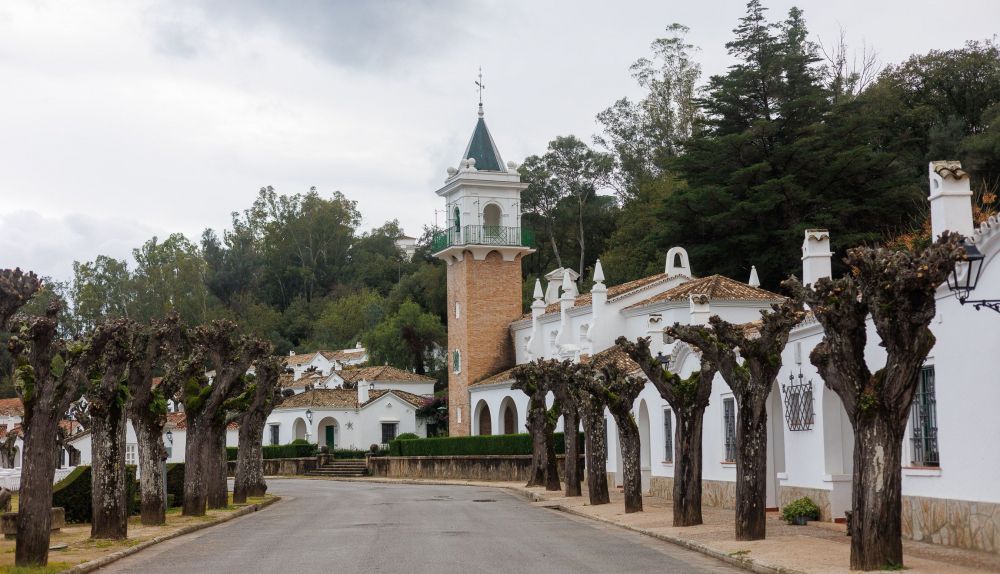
[[325, 425, 336, 449]]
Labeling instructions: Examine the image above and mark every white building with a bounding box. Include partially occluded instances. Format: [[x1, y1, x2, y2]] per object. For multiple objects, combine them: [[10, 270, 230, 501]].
[[265, 387, 429, 450], [285, 344, 368, 381], [433, 104, 1000, 557]]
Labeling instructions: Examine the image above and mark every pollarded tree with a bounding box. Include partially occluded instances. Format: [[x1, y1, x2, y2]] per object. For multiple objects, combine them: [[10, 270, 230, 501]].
[[231, 354, 285, 503], [0, 430, 18, 468], [0, 269, 42, 328], [566, 363, 610, 505], [8, 304, 114, 566], [184, 321, 269, 513], [783, 233, 962, 570], [589, 356, 645, 513], [545, 360, 585, 497], [667, 295, 803, 540], [126, 314, 183, 525], [511, 360, 560, 491], [85, 319, 134, 539], [617, 336, 717, 526]]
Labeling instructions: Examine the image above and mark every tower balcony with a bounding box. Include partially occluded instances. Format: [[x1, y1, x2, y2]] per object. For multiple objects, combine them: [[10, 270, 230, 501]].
[[432, 225, 535, 252], [432, 225, 536, 263]]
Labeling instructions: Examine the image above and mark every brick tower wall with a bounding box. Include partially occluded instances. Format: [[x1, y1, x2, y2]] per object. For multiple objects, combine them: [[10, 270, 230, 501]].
[[447, 250, 523, 436]]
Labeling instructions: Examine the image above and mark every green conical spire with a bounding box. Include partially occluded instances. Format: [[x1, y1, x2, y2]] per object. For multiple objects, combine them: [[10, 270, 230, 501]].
[[460, 104, 505, 172]]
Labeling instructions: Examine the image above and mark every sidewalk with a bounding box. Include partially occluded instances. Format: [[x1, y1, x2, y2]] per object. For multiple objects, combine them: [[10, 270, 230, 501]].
[[306, 476, 999, 573]]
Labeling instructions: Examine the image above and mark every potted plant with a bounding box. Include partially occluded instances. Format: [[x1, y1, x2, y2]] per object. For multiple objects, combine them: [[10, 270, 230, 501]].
[[781, 497, 821, 525]]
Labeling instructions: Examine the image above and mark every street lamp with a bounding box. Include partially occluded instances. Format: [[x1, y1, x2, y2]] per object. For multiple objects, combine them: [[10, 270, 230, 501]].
[[947, 240, 997, 313], [165, 430, 173, 445], [305, 409, 313, 423], [655, 352, 671, 368]]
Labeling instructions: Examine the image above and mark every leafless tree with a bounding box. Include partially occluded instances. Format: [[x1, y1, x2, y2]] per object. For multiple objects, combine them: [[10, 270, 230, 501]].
[[232, 354, 285, 503]]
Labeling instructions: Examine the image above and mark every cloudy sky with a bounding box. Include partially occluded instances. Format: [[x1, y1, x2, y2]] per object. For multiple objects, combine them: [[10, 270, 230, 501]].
[[2, 0, 998, 281]]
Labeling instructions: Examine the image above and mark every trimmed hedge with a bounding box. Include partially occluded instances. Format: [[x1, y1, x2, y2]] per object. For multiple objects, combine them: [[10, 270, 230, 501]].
[[227, 443, 318, 461], [52, 465, 139, 524], [330, 449, 368, 459], [388, 432, 584, 457], [166, 463, 185, 508]]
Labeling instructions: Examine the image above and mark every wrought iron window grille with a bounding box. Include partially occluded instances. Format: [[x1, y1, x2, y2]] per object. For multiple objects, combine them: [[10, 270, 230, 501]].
[[722, 398, 736, 462], [783, 370, 815, 431], [910, 366, 939, 467]]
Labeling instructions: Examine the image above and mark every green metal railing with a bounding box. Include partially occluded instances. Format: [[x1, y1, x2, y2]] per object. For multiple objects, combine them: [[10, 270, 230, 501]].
[[431, 225, 534, 252]]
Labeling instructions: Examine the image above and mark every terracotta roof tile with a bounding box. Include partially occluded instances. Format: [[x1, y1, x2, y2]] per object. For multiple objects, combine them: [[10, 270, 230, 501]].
[[581, 347, 643, 375], [519, 272, 676, 321], [625, 275, 783, 310], [337, 365, 434, 384], [278, 388, 424, 410], [0, 398, 24, 417], [470, 367, 516, 388]]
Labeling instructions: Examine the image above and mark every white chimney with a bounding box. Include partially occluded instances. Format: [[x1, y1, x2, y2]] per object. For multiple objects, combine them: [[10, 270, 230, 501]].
[[555, 269, 577, 348], [357, 381, 370, 404], [929, 161, 974, 239], [665, 247, 692, 277], [526, 279, 546, 359], [689, 294, 711, 326], [802, 229, 832, 286], [588, 260, 608, 349], [748, 265, 760, 287]]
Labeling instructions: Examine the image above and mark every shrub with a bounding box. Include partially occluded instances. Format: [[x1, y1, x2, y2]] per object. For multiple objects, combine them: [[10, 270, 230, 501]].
[[395, 433, 419, 441], [290, 438, 310, 445], [166, 463, 185, 508], [330, 449, 368, 459], [781, 497, 821, 524], [228, 443, 318, 460], [388, 432, 583, 457], [52, 465, 139, 524]]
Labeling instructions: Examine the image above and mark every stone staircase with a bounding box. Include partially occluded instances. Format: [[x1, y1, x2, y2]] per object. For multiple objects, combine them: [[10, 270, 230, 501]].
[[305, 459, 369, 478]]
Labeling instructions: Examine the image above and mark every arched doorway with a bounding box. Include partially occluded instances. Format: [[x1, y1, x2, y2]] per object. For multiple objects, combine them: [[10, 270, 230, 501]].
[[293, 418, 308, 442], [638, 400, 651, 494], [475, 400, 492, 436], [500, 397, 518, 434], [483, 203, 502, 228], [317, 416, 339, 449]]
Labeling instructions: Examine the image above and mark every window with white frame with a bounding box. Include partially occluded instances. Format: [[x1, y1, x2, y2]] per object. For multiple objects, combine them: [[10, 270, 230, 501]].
[[663, 408, 673, 463], [722, 397, 736, 463], [455, 302, 461, 319], [910, 366, 939, 467], [125, 443, 137, 466]]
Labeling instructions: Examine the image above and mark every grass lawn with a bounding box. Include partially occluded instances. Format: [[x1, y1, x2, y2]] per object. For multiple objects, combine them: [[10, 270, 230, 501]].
[[0, 493, 274, 573]]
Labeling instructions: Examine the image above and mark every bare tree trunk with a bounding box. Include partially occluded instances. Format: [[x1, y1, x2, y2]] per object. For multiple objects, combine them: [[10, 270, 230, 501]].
[[15, 415, 59, 566], [134, 414, 167, 525], [612, 411, 642, 513], [206, 422, 229, 509], [543, 415, 560, 492], [182, 420, 207, 516], [562, 409, 581, 497], [673, 409, 705, 526], [525, 396, 547, 487], [90, 404, 129, 539], [734, 400, 768, 541], [850, 416, 905, 570], [233, 412, 267, 503], [581, 408, 610, 505]]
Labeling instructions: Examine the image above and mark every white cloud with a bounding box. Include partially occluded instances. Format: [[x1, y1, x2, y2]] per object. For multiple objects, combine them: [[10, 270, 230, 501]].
[[1, 0, 998, 281]]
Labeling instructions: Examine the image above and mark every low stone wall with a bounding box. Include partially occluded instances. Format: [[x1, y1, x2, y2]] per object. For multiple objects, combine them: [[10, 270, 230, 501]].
[[903, 494, 1000, 554], [369, 455, 584, 482], [227, 457, 318, 477]]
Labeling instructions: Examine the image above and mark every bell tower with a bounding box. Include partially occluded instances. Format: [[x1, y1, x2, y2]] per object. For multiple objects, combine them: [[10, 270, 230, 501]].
[[433, 102, 533, 436]]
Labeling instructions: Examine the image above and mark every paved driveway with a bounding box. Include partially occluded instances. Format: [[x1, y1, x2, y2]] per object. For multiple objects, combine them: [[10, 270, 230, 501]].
[[98, 479, 741, 573]]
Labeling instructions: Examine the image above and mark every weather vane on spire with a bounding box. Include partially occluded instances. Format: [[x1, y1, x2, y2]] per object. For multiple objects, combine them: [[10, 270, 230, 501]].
[[475, 66, 485, 116]]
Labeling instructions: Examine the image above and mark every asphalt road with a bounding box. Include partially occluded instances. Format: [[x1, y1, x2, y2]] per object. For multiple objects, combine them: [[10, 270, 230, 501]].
[[98, 479, 742, 573]]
